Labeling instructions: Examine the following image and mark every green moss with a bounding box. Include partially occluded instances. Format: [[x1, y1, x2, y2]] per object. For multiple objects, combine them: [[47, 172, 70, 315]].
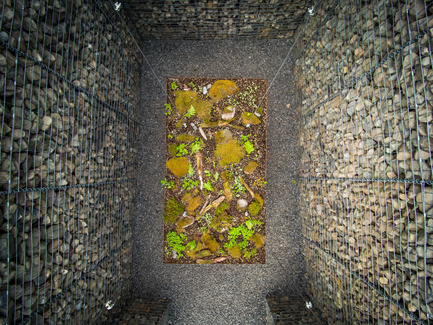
[[174, 90, 212, 121], [177, 133, 196, 142], [227, 244, 241, 259], [215, 139, 246, 167], [249, 233, 265, 248], [209, 80, 239, 102], [241, 112, 260, 125], [187, 196, 203, 215], [163, 198, 184, 224], [215, 202, 229, 218], [210, 213, 233, 232], [166, 157, 190, 177], [248, 200, 261, 216], [244, 161, 258, 174], [201, 233, 219, 253], [168, 144, 177, 156], [215, 130, 233, 144]]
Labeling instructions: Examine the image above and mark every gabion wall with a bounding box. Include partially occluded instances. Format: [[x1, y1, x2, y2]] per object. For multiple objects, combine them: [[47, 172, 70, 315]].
[[0, 0, 140, 324], [123, 0, 313, 40], [295, 0, 433, 323]]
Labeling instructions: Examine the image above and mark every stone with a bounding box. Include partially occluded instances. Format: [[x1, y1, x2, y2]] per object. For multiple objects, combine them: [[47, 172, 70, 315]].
[[221, 105, 235, 120]]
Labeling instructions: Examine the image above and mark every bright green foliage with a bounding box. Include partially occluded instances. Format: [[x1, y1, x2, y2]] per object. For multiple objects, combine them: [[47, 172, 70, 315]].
[[203, 180, 214, 192], [176, 143, 188, 156], [244, 248, 257, 260], [245, 219, 263, 230], [204, 170, 211, 177], [188, 81, 195, 88], [167, 134, 173, 139], [187, 165, 194, 176], [224, 224, 254, 249], [166, 231, 187, 258], [185, 240, 197, 251], [182, 179, 199, 190], [171, 81, 178, 90], [185, 105, 196, 118], [215, 202, 229, 218], [248, 201, 261, 216], [190, 138, 203, 154], [161, 178, 175, 189], [243, 141, 254, 154], [163, 198, 184, 224], [213, 172, 219, 182], [165, 103, 173, 116]]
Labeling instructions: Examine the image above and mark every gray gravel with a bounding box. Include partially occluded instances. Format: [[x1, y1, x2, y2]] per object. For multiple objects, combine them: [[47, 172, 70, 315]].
[[133, 39, 304, 324]]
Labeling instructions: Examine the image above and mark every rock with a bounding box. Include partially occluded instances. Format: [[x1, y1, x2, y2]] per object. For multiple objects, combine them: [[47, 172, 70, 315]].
[[221, 105, 235, 120], [237, 199, 248, 210]]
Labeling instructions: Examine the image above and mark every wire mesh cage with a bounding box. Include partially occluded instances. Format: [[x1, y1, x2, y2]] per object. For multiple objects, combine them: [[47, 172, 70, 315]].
[[0, 0, 141, 323]]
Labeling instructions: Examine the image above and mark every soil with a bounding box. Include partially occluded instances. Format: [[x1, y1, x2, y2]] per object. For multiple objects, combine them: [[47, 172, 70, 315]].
[[163, 77, 267, 264]]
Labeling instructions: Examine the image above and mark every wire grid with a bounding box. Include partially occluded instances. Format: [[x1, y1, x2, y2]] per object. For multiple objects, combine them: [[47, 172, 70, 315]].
[[0, 0, 141, 324], [295, 0, 433, 323], [122, 0, 314, 40]]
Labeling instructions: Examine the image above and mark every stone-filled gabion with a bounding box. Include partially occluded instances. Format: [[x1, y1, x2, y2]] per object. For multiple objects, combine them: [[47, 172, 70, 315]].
[[123, 0, 313, 40], [295, 0, 433, 323], [0, 0, 140, 324]]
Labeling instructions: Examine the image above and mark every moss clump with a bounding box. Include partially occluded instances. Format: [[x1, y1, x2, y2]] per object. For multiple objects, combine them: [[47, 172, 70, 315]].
[[166, 157, 190, 177], [215, 130, 233, 144], [215, 202, 229, 218], [174, 90, 212, 121], [201, 233, 219, 253], [176, 216, 194, 233], [163, 198, 184, 224], [210, 213, 233, 232], [168, 144, 177, 156], [187, 196, 203, 215], [227, 244, 241, 259], [215, 139, 245, 167], [175, 91, 197, 115], [241, 112, 260, 125], [244, 161, 258, 174], [177, 133, 196, 142], [249, 233, 265, 248], [248, 200, 261, 216], [209, 80, 239, 102]]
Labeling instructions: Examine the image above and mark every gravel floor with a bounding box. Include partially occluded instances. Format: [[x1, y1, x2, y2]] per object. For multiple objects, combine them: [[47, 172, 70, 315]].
[[132, 39, 304, 324]]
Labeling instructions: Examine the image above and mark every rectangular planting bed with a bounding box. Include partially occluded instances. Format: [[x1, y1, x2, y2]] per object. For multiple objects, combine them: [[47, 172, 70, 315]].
[[163, 78, 267, 264]]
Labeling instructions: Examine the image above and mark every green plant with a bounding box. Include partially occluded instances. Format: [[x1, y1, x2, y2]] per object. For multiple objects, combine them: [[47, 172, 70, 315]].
[[204, 170, 211, 177], [188, 81, 195, 88], [171, 81, 178, 90], [241, 134, 254, 154], [175, 143, 188, 156], [187, 165, 194, 176], [248, 201, 261, 216], [203, 180, 214, 192], [213, 172, 219, 182], [167, 134, 173, 139], [185, 105, 196, 118], [166, 231, 187, 258], [161, 178, 175, 189], [245, 219, 263, 230], [253, 177, 267, 188], [233, 177, 246, 196], [163, 198, 184, 224], [182, 179, 199, 190], [215, 202, 229, 218], [243, 248, 257, 260], [185, 240, 197, 251], [190, 138, 203, 154], [224, 224, 254, 249], [165, 103, 173, 116]]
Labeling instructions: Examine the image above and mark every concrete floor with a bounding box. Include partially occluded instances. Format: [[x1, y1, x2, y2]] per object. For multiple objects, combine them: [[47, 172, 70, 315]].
[[132, 39, 303, 324]]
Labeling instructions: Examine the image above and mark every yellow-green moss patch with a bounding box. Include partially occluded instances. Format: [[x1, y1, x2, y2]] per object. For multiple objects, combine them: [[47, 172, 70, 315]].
[[177, 133, 196, 142], [215, 139, 246, 167], [215, 129, 233, 144], [249, 233, 265, 248], [174, 90, 212, 121], [244, 161, 258, 174], [187, 196, 203, 215], [241, 112, 261, 125], [163, 198, 184, 224], [201, 233, 219, 253], [166, 157, 190, 177], [209, 80, 239, 102], [227, 244, 241, 259]]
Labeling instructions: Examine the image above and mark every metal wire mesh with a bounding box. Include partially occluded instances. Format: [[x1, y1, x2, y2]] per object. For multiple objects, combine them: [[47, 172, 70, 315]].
[[0, 0, 141, 323], [295, 0, 433, 323], [122, 0, 314, 40]]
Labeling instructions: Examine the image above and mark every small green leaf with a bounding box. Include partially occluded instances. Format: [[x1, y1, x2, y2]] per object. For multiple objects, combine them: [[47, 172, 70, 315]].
[[203, 181, 214, 192]]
